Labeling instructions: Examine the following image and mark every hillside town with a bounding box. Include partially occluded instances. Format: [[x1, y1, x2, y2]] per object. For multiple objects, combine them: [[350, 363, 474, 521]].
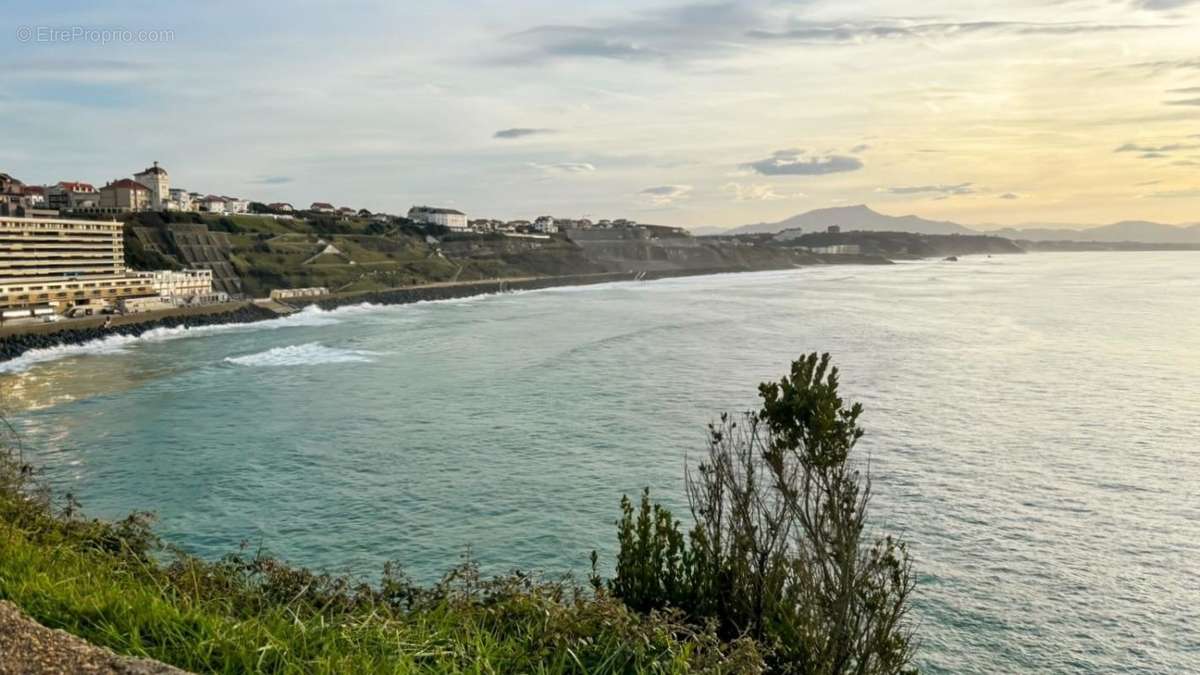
[[0, 162, 691, 324]]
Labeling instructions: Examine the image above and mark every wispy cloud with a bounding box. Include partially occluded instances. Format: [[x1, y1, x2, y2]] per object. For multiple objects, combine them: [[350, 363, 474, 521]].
[[1130, 0, 1200, 10], [500, 2, 761, 64], [849, 143, 871, 153], [722, 182, 797, 201], [1165, 97, 1200, 106], [250, 175, 293, 184], [527, 162, 596, 173], [1115, 142, 1200, 154], [881, 182, 975, 196], [1145, 188, 1200, 198], [496, 4, 1168, 66], [640, 184, 693, 205], [748, 20, 1170, 43], [998, 192, 1020, 200], [494, 127, 556, 139], [1129, 58, 1200, 73], [7, 58, 151, 83], [743, 149, 863, 176]]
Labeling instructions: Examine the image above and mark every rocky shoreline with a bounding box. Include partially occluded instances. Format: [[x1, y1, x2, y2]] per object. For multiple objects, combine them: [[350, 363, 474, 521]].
[[0, 304, 278, 364], [297, 270, 646, 311]]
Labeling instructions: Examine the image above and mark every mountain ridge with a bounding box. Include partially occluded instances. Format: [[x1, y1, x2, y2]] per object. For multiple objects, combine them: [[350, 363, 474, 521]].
[[693, 205, 1200, 243]]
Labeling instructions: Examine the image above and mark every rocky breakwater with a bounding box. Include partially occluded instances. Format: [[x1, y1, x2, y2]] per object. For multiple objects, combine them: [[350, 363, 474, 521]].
[[0, 304, 278, 364], [298, 273, 638, 311]]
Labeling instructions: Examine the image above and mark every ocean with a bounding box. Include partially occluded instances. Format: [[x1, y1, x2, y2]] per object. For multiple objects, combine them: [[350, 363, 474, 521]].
[[2, 252, 1197, 673]]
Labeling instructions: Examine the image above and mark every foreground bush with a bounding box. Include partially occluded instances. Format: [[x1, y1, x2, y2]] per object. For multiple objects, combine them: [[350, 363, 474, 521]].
[[606, 354, 917, 674]]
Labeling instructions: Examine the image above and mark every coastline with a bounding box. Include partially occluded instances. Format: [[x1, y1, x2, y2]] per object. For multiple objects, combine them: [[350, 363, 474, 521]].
[[0, 258, 888, 366]]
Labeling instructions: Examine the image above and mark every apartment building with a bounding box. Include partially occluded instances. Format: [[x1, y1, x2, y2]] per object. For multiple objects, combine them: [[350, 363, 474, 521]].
[[131, 268, 213, 300], [408, 206, 468, 231], [0, 216, 153, 312]]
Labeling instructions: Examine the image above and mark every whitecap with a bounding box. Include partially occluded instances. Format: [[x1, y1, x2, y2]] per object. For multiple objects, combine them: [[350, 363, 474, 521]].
[[0, 333, 142, 373], [0, 305, 347, 374], [223, 342, 378, 367]]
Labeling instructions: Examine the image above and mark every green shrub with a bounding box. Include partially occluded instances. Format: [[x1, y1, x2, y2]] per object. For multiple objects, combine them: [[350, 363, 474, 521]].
[[605, 354, 917, 674]]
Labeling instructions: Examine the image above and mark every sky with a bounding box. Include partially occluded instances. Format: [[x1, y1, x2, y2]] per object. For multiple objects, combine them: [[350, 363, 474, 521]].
[[1, 0, 1198, 230]]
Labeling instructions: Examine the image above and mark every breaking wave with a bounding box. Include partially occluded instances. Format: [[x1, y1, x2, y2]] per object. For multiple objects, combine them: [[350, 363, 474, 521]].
[[0, 305, 348, 374], [223, 342, 378, 367]]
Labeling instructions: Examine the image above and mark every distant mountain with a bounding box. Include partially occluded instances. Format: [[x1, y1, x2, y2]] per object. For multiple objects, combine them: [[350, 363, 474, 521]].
[[990, 221, 1200, 244], [725, 205, 975, 236], [696, 205, 1200, 244]]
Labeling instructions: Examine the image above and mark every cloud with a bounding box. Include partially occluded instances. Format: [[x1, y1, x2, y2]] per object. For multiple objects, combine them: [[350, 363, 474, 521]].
[[251, 176, 293, 184], [527, 162, 596, 173], [7, 58, 150, 83], [743, 149, 863, 176], [1167, 86, 1200, 94], [1166, 97, 1200, 106], [1131, 0, 1200, 10], [1129, 58, 1200, 73], [1115, 142, 1200, 155], [498, 3, 1171, 67], [747, 20, 1169, 44], [999, 192, 1020, 200], [722, 182, 797, 201], [501, 2, 761, 64], [639, 184, 693, 205], [494, 127, 556, 139], [849, 144, 871, 153], [882, 182, 975, 196], [1145, 188, 1200, 198]]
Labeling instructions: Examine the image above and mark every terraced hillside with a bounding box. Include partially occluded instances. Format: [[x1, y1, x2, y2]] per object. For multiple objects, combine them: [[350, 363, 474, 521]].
[[125, 212, 609, 297], [121, 211, 879, 299]]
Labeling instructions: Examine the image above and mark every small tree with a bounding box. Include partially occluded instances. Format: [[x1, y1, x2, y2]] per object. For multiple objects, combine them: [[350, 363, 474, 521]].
[[607, 353, 917, 674]]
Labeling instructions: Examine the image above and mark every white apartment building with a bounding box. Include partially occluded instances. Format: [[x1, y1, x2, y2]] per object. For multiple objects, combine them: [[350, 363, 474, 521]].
[[0, 216, 154, 312], [532, 216, 558, 234], [168, 188, 194, 211], [408, 206, 468, 231], [199, 195, 227, 213], [132, 268, 213, 300]]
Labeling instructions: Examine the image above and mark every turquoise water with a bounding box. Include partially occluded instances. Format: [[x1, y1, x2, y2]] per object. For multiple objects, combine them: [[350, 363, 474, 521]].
[[3, 252, 1198, 673]]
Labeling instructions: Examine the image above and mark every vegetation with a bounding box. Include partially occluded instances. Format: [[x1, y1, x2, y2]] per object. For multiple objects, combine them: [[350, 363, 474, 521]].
[[121, 210, 602, 295], [605, 354, 916, 674], [781, 231, 1022, 258], [0, 437, 758, 673], [0, 354, 917, 673]]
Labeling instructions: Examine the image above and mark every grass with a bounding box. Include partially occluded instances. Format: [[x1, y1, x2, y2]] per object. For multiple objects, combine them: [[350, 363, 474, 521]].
[[0, 448, 762, 674]]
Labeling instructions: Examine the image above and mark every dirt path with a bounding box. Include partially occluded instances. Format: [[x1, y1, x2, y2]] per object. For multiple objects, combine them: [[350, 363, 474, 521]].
[[0, 601, 188, 675]]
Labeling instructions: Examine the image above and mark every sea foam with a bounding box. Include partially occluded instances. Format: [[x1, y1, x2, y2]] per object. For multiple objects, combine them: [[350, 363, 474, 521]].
[[0, 305, 347, 374], [223, 342, 378, 367]]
